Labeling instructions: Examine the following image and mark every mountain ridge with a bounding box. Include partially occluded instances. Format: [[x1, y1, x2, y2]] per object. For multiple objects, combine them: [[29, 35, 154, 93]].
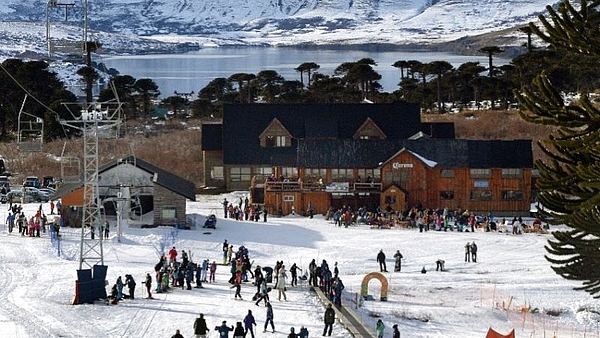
[[0, 0, 557, 55]]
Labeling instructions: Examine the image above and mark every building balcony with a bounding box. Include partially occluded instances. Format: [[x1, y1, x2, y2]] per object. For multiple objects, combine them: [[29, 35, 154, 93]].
[[263, 180, 382, 193]]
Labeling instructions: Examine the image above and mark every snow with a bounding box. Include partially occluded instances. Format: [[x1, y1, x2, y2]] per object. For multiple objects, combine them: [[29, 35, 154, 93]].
[[0, 192, 598, 338]]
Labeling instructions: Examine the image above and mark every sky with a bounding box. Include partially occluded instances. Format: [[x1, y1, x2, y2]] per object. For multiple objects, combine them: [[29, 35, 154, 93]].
[[0, 191, 598, 338]]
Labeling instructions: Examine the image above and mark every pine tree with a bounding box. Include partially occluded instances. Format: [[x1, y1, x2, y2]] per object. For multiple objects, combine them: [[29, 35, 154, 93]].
[[515, 0, 600, 297]]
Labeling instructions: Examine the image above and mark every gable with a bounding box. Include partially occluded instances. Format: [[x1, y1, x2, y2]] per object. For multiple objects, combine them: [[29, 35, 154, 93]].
[[353, 118, 387, 140], [258, 118, 293, 147]]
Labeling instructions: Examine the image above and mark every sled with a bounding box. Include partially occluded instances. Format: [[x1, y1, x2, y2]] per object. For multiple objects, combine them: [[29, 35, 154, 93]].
[[203, 214, 217, 229]]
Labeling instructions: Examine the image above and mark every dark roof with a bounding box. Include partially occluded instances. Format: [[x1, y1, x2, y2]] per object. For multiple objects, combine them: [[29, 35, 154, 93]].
[[201, 123, 223, 151], [98, 155, 196, 201], [222, 103, 423, 165], [297, 139, 533, 169], [420, 122, 455, 139]]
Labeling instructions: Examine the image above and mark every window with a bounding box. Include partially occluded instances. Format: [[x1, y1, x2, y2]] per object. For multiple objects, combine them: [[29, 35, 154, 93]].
[[281, 167, 298, 178], [440, 169, 455, 178], [470, 169, 492, 178], [358, 169, 380, 182], [210, 166, 224, 180], [266, 135, 287, 147], [440, 191, 454, 200], [162, 206, 177, 219], [304, 168, 326, 181], [501, 168, 523, 178], [283, 195, 294, 202], [502, 190, 524, 200], [470, 190, 492, 200], [230, 167, 251, 182], [332, 169, 352, 180], [384, 171, 409, 183]]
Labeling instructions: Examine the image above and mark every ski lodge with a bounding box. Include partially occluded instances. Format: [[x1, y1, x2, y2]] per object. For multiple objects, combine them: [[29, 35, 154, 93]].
[[201, 103, 534, 216]]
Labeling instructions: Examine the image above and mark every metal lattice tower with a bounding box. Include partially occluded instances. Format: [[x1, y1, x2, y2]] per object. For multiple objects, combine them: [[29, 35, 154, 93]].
[[45, 0, 84, 58], [61, 101, 123, 270]]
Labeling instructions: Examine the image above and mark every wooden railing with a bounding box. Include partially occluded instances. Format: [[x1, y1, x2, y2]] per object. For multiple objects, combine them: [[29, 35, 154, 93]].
[[264, 180, 382, 192]]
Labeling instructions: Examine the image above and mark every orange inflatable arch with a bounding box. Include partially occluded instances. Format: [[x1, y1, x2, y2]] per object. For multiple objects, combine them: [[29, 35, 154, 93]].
[[360, 272, 388, 301]]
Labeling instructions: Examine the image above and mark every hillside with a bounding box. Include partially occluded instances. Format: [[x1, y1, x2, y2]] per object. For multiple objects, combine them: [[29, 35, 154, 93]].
[[0, 110, 551, 191], [0, 0, 557, 57]]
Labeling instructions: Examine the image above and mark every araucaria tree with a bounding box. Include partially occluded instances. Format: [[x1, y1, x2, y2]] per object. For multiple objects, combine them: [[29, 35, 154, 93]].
[[515, 0, 600, 297]]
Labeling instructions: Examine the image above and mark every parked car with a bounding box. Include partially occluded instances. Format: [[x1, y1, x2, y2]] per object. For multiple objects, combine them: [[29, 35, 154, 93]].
[[39, 187, 55, 197], [24, 187, 50, 202], [7, 190, 32, 203], [23, 176, 40, 188]]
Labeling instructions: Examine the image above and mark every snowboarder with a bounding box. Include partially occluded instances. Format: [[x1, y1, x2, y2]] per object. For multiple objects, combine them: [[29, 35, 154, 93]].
[[323, 303, 335, 336], [377, 250, 387, 272], [193, 313, 209, 338], [393, 250, 403, 272]]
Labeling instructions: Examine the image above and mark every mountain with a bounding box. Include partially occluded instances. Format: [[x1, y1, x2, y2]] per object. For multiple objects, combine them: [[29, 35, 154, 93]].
[[0, 0, 558, 56]]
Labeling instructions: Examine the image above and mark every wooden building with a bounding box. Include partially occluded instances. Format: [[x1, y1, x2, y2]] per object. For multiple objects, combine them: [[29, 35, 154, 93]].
[[54, 155, 196, 227], [201, 103, 533, 216]]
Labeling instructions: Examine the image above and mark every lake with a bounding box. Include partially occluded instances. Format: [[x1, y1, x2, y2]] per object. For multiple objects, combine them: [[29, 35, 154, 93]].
[[102, 47, 509, 98]]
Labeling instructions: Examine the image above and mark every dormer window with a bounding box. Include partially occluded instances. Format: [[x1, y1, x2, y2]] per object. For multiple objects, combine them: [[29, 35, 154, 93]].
[[266, 135, 287, 147], [259, 118, 292, 148], [353, 117, 387, 140]]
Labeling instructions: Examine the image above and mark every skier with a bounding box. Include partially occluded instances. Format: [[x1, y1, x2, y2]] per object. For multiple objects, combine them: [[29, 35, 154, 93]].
[[231, 273, 243, 300], [223, 198, 229, 218], [144, 273, 153, 299], [323, 303, 335, 336], [436, 259, 445, 271], [287, 327, 298, 338], [393, 250, 403, 272], [6, 212, 14, 234], [193, 313, 209, 338]]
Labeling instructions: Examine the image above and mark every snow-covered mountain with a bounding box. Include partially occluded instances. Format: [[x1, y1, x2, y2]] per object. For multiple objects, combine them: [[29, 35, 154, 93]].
[[0, 0, 557, 55]]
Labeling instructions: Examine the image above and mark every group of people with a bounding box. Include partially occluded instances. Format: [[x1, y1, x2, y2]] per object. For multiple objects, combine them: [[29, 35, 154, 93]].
[[108, 274, 137, 304], [222, 197, 268, 223], [6, 202, 65, 239]]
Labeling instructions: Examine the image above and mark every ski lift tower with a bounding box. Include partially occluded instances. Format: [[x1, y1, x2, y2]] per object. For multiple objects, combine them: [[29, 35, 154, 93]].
[[61, 100, 122, 304], [45, 0, 82, 58]]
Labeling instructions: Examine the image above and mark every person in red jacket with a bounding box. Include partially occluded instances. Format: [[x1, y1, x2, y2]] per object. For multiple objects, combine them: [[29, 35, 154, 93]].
[[168, 247, 178, 264]]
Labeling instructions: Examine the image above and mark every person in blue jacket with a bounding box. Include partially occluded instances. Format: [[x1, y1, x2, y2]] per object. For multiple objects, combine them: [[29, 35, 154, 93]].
[[215, 320, 234, 338]]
